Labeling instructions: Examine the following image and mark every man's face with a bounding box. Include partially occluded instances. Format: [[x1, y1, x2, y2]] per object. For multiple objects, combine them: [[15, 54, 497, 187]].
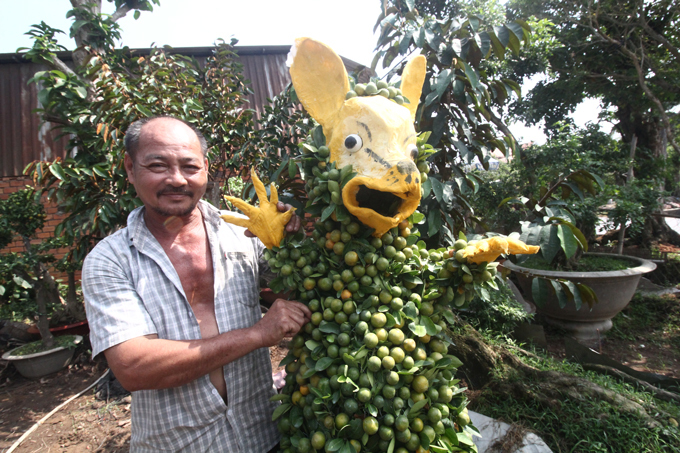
[[124, 118, 208, 219]]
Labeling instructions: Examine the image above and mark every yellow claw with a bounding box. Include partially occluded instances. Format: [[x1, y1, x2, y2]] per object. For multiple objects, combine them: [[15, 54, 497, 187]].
[[462, 237, 540, 264], [220, 169, 295, 249]]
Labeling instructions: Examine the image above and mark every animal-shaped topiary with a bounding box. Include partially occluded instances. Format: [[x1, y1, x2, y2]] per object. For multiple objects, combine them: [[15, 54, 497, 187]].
[[221, 38, 538, 453]]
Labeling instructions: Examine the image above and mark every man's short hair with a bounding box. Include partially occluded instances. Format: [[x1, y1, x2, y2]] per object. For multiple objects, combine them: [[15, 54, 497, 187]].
[[124, 116, 208, 160]]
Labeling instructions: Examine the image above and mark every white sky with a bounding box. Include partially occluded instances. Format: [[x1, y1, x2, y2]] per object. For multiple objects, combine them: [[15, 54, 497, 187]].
[[0, 0, 601, 145], [0, 0, 381, 66]]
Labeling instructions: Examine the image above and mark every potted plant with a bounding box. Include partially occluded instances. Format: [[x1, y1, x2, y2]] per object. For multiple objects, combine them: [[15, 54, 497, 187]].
[[0, 189, 82, 378], [495, 157, 656, 343]]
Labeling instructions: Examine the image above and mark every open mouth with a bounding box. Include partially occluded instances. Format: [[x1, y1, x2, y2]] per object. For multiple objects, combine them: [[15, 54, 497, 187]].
[[356, 185, 403, 218]]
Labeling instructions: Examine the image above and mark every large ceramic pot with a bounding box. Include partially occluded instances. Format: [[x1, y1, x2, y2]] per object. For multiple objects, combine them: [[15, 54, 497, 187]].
[[2, 335, 82, 379], [502, 253, 656, 343]]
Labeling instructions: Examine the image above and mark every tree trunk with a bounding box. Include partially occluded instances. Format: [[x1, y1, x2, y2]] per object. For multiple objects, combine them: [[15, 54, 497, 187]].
[[69, 0, 103, 68], [34, 276, 55, 349], [66, 271, 86, 321], [447, 316, 666, 429]]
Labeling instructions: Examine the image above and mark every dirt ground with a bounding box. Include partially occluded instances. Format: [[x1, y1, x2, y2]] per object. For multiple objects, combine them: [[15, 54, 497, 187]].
[[0, 338, 293, 453], [1, 301, 678, 453]]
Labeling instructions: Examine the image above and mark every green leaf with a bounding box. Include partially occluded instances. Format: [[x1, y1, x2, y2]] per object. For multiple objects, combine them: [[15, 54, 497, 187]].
[[339, 440, 354, 453], [408, 322, 427, 337], [316, 357, 334, 371], [92, 166, 109, 178], [409, 398, 428, 417], [401, 274, 423, 285], [186, 98, 204, 112], [494, 25, 510, 47], [49, 163, 65, 180], [457, 431, 475, 446], [576, 283, 598, 308], [305, 340, 320, 351], [367, 403, 378, 417], [410, 211, 425, 224], [445, 427, 459, 445], [290, 406, 303, 428], [136, 104, 153, 117], [476, 32, 491, 57], [74, 86, 87, 99], [524, 224, 542, 246], [556, 224, 579, 259], [419, 431, 431, 450], [563, 280, 583, 310], [550, 280, 569, 308], [462, 62, 481, 92], [271, 403, 291, 421], [278, 353, 296, 368], [539, 225, 560, 263], [431, 178, 444, 202], [506, 22, 527, 43], [319, 321, 340, 334], [321, 203, 336, 222], [420, 316, 438, 335], [403, 302, 418, 319], [442, 310, 456, 324], [531, 277, 549, 306], [427, 207, 442, 238]]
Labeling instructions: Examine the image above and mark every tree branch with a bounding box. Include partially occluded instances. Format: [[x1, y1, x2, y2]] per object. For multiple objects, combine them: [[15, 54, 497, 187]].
[[638, 12, 680, 61], [49, 54, 78, 79], [487, 107, 520, 158], [588, 13, 680, 155], [583, 363, 680, 404], [111, 4, 133, 22]]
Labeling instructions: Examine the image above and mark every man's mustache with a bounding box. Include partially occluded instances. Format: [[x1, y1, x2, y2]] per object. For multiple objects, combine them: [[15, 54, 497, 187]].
[[157, 187, 194, 197]]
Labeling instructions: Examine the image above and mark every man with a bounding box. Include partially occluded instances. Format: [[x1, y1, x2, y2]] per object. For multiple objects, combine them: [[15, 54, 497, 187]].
[[82, 116, 310, 452]]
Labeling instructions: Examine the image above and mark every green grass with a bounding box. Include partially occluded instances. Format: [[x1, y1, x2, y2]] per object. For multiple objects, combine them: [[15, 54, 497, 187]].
[[469, 333, 680, 453], [609, 293, 680, 350]]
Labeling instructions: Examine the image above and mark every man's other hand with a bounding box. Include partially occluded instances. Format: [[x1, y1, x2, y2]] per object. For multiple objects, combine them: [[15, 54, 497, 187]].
[[253, 299, 311, 348], [243, 201, 300, 239], [278, 202, 301, 234]]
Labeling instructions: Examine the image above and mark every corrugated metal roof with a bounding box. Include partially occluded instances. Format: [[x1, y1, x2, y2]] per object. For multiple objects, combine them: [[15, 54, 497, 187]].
[[0, 60, 69, 177], [0, 46, 369, 177]]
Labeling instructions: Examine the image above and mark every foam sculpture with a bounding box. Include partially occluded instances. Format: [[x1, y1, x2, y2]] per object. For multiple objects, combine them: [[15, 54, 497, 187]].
[[221, 37, 539, 453]]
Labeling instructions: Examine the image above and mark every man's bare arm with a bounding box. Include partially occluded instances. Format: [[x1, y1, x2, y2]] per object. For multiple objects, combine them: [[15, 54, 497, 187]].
[[105, 299, 311, 392]]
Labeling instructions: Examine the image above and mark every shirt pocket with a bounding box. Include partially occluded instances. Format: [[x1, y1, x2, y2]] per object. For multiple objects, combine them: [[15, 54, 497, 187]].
[[223, 251, 260, 307]]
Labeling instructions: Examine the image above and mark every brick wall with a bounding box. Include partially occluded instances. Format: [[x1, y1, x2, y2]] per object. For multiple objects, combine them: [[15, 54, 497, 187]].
[[0, 176, 75, 282]]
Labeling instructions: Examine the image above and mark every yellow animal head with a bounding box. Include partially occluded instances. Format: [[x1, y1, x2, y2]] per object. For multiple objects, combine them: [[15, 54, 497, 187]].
[[289, 38, 427, 237]]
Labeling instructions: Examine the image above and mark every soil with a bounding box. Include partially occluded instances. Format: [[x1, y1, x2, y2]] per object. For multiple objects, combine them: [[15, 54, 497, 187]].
[[1, 300, 678, 453]]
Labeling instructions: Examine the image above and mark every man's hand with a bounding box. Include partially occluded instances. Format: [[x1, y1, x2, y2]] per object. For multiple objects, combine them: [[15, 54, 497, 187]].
[[252, 299, 311, 348]]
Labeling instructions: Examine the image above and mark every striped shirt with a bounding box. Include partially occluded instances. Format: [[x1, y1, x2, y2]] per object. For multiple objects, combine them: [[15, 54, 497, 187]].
[[83, 200, 280, 452]]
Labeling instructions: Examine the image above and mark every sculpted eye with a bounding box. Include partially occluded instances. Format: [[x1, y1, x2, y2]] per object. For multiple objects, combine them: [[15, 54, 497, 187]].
[[408, 144, 418, 161], [344, 134, 363, 153]]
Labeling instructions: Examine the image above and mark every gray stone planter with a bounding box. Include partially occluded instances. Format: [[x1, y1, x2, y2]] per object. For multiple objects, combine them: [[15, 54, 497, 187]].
[[502, 254, 656, 343], [2, 335, 82, 379]]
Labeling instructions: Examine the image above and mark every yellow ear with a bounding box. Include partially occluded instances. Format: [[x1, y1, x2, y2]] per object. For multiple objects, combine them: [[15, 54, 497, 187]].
[[400, 55, 427, 121], [290, 38, 350, 130]]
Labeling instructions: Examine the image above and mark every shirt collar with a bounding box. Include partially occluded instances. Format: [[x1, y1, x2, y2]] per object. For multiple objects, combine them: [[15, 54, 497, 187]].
[[127, 199, 221, 250]]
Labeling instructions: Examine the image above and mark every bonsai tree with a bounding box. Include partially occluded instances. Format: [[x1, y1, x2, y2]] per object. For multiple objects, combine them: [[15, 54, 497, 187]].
[[0, 189, 67, 349]]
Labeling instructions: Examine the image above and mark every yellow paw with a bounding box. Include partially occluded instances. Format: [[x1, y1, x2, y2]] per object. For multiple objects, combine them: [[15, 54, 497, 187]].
[[220, 169, 295, 249], [462, 237, 539, 264]]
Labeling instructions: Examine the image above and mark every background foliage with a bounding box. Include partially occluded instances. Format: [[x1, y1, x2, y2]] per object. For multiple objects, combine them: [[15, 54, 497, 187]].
[[22, 4, 253, 268]]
